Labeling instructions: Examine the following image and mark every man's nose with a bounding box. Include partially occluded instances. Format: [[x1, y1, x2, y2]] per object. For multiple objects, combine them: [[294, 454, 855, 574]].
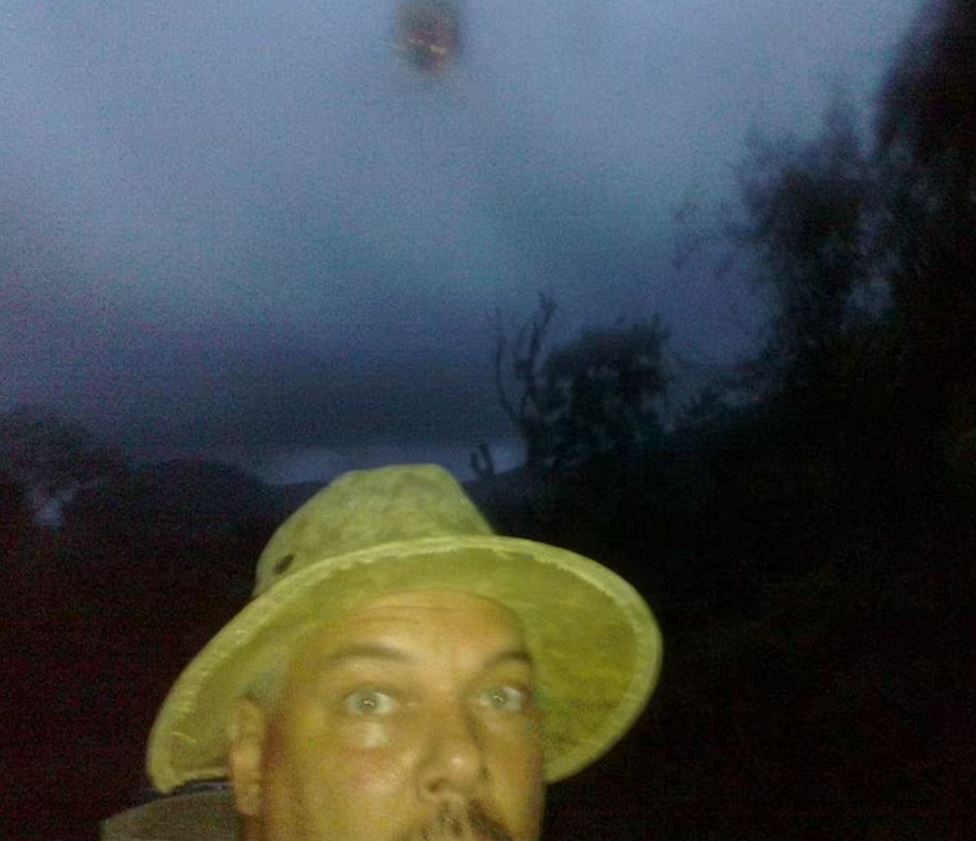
[[416, 702, 487, 801]]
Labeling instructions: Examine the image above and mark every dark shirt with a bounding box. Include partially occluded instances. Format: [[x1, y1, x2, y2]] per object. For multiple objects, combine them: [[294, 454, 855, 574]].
[[101, 789, 240, 841]]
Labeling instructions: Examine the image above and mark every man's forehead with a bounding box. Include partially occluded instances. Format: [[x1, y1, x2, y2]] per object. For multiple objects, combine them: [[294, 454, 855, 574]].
[[294, 588, 530, 660], [354, 588, 521, 617]]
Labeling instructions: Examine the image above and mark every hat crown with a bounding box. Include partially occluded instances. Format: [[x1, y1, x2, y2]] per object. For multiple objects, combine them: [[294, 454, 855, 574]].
[[254, 465, 493, 596]]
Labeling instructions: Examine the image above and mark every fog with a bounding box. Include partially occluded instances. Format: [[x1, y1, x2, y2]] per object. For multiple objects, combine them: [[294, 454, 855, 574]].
[[1, 0, 921, 476]]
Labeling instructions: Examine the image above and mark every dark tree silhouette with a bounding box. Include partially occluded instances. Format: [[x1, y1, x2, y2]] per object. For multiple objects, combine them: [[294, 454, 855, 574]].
[[493, 295, 669, 470], [734, 93, 872, 400], [875, 0, 976, 475], [491, 293, 559, 468]]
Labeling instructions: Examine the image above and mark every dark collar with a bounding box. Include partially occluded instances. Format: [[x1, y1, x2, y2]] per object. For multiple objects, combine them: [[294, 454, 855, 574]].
[[101, 789, 241, 841]]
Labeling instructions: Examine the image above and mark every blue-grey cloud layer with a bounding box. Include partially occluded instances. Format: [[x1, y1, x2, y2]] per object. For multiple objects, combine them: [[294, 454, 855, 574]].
[[1, 0, 920, 447]]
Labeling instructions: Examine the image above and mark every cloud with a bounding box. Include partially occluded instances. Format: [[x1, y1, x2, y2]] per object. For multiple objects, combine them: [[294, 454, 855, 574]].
[[1, 0, 922, 455]]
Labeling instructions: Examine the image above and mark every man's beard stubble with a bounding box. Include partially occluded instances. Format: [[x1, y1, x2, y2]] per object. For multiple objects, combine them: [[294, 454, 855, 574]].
[[395, 801, 516, 841]]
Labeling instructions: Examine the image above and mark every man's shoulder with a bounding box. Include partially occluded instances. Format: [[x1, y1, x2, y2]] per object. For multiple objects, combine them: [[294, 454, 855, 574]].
[[101, 788, 240, 841]]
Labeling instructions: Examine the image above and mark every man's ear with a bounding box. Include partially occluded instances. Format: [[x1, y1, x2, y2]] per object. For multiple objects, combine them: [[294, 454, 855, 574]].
[[228, 699, 268, 817]]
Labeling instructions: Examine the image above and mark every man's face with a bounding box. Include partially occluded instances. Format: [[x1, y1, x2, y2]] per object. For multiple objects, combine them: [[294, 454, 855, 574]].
[[229, 590, 546, 841]]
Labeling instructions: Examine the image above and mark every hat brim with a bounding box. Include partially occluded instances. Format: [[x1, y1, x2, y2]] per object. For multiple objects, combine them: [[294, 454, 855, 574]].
[[148, 535, 662, 793]]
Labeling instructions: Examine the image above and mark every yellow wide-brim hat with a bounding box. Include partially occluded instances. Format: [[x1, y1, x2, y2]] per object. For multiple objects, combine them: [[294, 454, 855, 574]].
[[148, 464, 663, 793]]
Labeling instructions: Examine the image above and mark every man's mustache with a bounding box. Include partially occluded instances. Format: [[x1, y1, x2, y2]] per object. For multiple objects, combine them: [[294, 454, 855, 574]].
[[397, 801, 515, 841]]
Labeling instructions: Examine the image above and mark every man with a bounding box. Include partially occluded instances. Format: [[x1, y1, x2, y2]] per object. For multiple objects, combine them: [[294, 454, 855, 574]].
[[103, 464, 662, 840]]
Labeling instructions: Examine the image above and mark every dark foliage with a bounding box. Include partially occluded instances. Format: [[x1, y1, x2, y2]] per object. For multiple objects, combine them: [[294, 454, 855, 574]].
[[874, 0, 976, 483], [492, 294, 670, 471], [728, 0, 975, 498], [877, 0, 976, 165], [735, 93, 870, 395]]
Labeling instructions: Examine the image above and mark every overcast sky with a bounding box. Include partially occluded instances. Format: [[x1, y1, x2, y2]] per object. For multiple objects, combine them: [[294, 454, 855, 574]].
[[1, 0, 922, 476]]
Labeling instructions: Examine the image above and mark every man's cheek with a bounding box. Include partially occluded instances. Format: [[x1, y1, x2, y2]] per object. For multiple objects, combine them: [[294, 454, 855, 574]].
[[331, 726, 410, 792], [355, 721, 395, 750]]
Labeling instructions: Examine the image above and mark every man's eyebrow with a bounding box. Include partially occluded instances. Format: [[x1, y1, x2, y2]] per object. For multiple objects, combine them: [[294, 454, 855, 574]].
[[481, 648, 535, 672], [318, 643, 414, 671], [316, 645, 534, 673]]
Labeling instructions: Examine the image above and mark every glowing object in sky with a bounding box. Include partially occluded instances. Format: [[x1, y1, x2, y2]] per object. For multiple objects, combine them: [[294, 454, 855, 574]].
[[394, 0, 461, 72]]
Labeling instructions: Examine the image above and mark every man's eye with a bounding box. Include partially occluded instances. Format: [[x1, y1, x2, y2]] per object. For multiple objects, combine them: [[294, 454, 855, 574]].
[[343, 689, 397, 716], [477, 686, 529, 712]]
